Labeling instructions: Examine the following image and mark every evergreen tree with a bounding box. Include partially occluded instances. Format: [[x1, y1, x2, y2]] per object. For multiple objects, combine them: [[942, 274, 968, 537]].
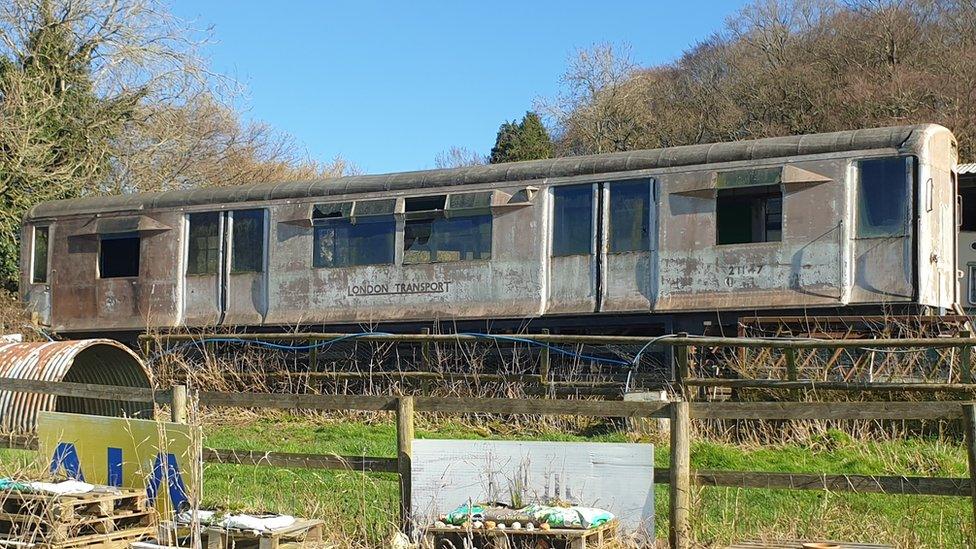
[[488, 111, 553, 164], [0, 2, 139, 290]]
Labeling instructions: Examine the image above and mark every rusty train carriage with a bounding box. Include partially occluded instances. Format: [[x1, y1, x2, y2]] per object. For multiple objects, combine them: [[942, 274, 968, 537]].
[[18, 124, 959, 338]]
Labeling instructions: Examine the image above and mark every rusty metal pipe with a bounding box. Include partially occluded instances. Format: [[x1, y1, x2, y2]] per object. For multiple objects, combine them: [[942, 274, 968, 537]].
[[0, 339, 152, 432]]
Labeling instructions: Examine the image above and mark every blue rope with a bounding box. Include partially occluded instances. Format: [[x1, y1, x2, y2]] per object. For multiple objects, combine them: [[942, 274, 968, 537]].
[[148, 332, 393, 364], [151, 331, 653, 369], [456, 332, 632, 367]]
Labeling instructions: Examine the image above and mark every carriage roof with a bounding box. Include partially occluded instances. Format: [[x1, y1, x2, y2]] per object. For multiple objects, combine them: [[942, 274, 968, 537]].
[[27, 124, 943, 219]]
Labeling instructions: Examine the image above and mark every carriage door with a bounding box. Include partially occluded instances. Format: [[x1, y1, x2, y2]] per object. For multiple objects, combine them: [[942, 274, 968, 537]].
[[548, 184, 599, 313], [183, 209, 268, 326], [852, 158, 914, 302], [600, 179, 657, 312]]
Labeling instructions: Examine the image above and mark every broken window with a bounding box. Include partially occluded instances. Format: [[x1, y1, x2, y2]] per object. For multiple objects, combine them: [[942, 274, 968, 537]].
[[609, 180, 650, 253], [31, 226, 49, 284], [314, 217, 395, 268], [99, 233, 140, 278], [552, 185, 592, 256], [716, 185, 782, 245], [231, 209, 265, 273], [857, 157, 911, 238], [186, 212, 220, 275], [403, 195, 492, 264]]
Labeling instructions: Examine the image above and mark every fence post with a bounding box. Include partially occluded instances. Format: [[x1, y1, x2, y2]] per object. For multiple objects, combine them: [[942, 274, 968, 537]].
[[669, 401, 691, 549], [961, 331, 972, 384], [170, 385, 188, 424], [309, 337, 319, 372], [420, 327, 431, 370], [785, 347, 798, 381], [397, 395, 415, 536], [676, 344, 692, 400], [539, 329, 551, 385], [964, 404, 976, 537]]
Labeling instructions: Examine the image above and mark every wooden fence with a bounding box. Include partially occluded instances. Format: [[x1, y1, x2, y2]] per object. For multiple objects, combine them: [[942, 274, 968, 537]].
[[1, 377, 975, 549], [142, 332, 976, 391]]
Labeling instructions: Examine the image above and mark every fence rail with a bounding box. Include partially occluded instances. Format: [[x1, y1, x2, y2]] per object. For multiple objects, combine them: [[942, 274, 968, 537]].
[[685, 379, 976, 393], [0, 378, 166, 403], [142, 330, 976, 390], [3, 434, 967, 496], [141, 331, 976, 348], [2, 376, 975, 548]]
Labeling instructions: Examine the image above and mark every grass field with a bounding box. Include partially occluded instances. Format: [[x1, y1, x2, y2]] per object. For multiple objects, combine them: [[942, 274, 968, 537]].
[[2, 416, 971, 548]]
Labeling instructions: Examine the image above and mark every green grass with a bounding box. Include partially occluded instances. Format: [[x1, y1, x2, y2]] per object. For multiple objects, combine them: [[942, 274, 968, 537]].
[[2, 419, 970, 547], [199, 417, 970, 547]]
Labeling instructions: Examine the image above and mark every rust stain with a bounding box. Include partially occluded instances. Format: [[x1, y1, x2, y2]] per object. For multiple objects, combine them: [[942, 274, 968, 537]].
[[0, 339, 151, 432]]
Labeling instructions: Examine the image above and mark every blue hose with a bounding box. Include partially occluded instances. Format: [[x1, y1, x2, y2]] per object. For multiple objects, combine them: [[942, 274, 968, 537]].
[[149, 331, 653, 369]]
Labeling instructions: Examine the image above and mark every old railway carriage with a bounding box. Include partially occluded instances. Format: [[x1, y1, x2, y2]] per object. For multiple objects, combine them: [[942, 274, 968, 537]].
[[20, 124, 959, 338]]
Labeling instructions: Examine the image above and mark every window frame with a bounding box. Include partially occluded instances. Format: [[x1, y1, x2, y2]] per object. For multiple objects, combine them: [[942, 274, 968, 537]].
[[607, 179, 652, 254], [31, 225, 50, 284], [961, 185, 976, 232], [551, 184, 594, 257], [230, 209, 267, 274], [401, 195, 493, 265], [855, 156, 914, 239], [185, 212, 222, 276], [98, 232, 141, 279], [715, 184, 783, 246], [313, 215, 396, 269], [969, 264, 976, 306]]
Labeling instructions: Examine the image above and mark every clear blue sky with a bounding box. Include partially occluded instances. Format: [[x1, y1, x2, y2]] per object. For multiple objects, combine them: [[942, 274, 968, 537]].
[[170, 1, 751, 174]]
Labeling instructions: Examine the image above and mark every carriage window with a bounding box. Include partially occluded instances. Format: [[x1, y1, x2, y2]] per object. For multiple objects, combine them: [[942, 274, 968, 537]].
[[716, 185, 782, 245], [857, 157, 911, 238], [970, 265, 976, 305], [403, 196, 491, 264], [99, 233, 140, 278], [960, 186, 976, 232], [186, 212, 220, 275], [609, 181, 650, 253], [314, 217, 395, 267], [232, 209, 265, 273], [552, 185, 592, 256], [31, 226, 49, 284]]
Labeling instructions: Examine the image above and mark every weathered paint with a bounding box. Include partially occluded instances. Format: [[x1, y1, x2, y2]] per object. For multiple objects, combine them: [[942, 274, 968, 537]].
[[27, 126, 935, 219], [18, 124, 959, 333], [916, 125, 959, 309], [0, 339, 152, 432]]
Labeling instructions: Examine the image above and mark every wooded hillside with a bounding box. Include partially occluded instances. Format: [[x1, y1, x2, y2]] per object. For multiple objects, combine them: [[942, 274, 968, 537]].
[[542, 1, 976, 159]]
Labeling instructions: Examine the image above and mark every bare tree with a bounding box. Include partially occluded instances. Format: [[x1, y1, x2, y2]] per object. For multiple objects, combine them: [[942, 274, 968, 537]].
[[109, 94, 358, 193], [0, 0, 210, 288], [544, 1, 976, 160], [536, 43, 649, 155], [0, 0, 356, 290], [434, 146, 485, 169]]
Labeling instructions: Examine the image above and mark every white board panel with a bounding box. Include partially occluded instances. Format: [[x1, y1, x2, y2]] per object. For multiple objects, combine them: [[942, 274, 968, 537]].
[[412, 439, 654, 535]]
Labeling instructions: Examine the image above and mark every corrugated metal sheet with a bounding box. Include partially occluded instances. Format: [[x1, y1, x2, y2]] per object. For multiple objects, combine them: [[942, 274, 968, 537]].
[[0, 339, 152, 432], [27, 124, 941, 219], [957, 163, 976, 175]]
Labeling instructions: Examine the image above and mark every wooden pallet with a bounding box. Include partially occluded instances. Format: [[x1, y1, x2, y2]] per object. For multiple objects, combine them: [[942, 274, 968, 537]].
[[0, 510, 154, 543], [0, 489, 147, 522], [0, 486, 154, 549], [0, 523, 156, 549], [727, 541, 894, 549], [423, 519, 618, 549], [205, 519, 324, 549]]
